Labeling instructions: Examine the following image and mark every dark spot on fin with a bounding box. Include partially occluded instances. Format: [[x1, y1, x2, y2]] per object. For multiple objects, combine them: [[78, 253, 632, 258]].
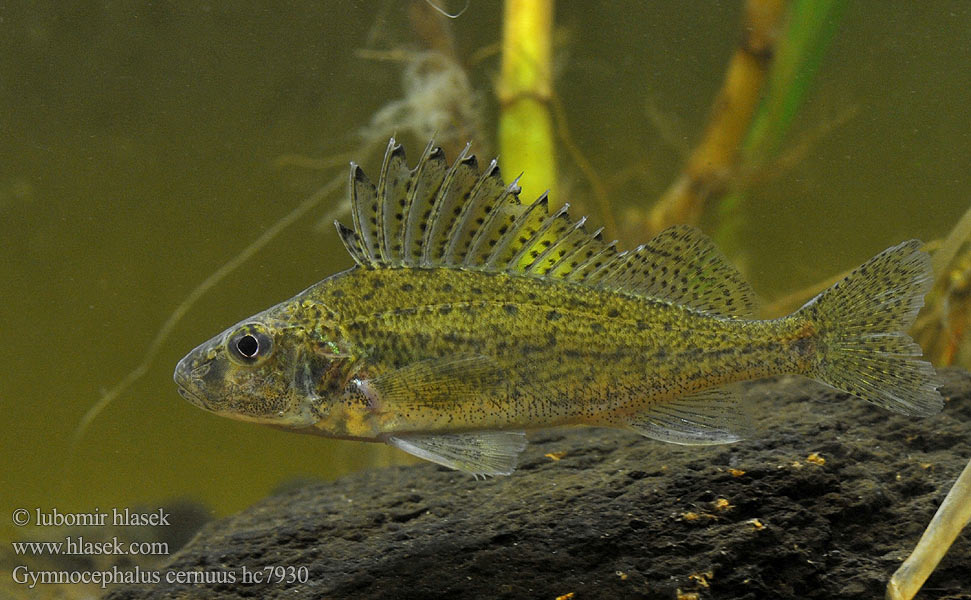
[[334, 220, 368, 266]]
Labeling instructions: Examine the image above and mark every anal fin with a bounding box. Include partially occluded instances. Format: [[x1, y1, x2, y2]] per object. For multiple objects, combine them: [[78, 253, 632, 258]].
[[625, 383, 753, 445], [388, 431, 528, 477]]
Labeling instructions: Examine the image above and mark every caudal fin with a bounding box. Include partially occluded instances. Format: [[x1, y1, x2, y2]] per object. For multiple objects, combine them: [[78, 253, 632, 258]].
[[798, 240, 943, 417]]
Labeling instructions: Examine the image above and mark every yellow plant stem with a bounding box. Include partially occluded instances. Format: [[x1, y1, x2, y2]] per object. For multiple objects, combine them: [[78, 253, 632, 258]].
[[498, 0, 555, 203], [647, 0, 785, 234]]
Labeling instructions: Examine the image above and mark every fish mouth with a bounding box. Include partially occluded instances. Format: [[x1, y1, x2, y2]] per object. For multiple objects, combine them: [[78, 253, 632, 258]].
[[175, 379, 209, 410], [176, 384, 210, 410], [174, 361, 212, 411]]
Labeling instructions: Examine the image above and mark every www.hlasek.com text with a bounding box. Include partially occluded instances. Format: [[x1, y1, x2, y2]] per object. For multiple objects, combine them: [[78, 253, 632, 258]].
[[12, 536, 168, 556]]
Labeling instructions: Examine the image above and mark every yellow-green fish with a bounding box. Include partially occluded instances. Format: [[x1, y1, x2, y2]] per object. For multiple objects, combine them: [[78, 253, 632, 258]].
[[174, 139, 942, 476]]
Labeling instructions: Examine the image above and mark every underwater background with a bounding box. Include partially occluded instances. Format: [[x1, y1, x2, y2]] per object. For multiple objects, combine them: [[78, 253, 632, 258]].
[[2, 0, 969, 538]]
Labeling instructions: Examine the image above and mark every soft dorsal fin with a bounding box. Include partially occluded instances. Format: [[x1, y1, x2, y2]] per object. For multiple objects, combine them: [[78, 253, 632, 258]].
[[335, 139, 757, 317], [585, 226, 758, 317]]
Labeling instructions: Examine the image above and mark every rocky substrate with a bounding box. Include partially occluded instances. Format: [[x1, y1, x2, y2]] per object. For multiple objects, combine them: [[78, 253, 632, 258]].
[[106, 370, 971, 600]]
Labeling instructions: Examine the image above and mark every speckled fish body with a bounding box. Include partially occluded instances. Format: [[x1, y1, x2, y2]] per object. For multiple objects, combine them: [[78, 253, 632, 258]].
[[175, 139, 942, 476], [304, 267, 797, 436]]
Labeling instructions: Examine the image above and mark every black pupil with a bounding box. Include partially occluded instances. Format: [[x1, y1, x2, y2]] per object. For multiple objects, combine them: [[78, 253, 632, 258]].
[[236, 334, 259, 358]]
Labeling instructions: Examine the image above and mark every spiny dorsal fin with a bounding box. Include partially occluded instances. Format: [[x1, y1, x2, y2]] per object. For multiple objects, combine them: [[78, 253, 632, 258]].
[[335, 139, 757, 317]]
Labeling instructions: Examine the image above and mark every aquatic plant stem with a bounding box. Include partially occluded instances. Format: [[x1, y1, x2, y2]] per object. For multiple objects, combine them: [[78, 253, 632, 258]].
[[886, 455, 971, 600], [741, 0, 846, 162], [646, 0, 786, 234], [713, 0, 846, 255], [70, 173, 346, 452], [498, 0, 555, 204]]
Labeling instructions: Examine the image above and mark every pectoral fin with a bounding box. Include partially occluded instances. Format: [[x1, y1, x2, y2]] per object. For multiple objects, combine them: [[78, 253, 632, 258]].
[[359, 355, 504, 412], [388, 431, 528, 477], [625, 384, 753, 445]]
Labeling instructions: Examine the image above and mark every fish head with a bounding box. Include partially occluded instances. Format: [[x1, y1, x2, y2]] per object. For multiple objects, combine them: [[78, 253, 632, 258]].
[[174, 299, 347, 428]]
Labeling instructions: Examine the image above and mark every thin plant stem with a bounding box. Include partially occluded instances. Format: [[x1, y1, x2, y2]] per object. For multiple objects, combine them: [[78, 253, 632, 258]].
[[71, 173, 346, 452], [646, 0, 786, 235], [886, 456, 971, 600]]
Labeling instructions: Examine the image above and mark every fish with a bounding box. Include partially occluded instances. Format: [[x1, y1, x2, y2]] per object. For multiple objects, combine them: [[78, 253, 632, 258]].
[[174, 138, 943, 477]]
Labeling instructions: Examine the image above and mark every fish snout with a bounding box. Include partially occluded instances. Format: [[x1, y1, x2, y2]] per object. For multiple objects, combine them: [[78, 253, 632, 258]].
[[173, 355, 211, 410]]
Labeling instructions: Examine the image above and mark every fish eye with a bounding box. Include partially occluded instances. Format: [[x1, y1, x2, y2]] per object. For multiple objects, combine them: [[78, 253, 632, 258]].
[[227, 323, 274, 365]]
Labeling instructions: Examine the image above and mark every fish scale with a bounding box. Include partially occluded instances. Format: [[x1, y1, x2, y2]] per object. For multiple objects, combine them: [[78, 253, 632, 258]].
[[319, 266, 806, 432]]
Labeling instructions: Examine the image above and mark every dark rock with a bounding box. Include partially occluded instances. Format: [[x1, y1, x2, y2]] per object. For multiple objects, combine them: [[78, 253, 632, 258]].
[[106, 370, 971, 600]]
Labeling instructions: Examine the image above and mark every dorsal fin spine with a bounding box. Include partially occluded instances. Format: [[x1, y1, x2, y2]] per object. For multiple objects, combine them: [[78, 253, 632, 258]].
[[444, 159, 500, 264], [420, 143, 472, 267], [463, 176, 516, 267], [334, 220, 368, 266], [433, 154, 479, 262], [585, 249, 630, 285], [404, 145, 447, 267], [376, 138, 400, 263], [507, 174, 523, 195], [581, 244, 622, 283], [399, 141, 436, 267], [569, 240, 618, 282], [507, 202, 569, 272], [547, 225, 603, 277], [349, 164, 378, 262], [484, 194, 548, 268], [604, 244, 647, 288], [385, 139, 413, 266], [527, 213, 583, 274]]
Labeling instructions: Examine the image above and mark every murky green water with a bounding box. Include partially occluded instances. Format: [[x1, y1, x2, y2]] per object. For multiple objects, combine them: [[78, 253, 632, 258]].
[[2, 1, 969, 537]]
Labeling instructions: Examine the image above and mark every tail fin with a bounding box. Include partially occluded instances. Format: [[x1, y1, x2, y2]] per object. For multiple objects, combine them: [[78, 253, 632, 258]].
[[798, 240, 943, 417]]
